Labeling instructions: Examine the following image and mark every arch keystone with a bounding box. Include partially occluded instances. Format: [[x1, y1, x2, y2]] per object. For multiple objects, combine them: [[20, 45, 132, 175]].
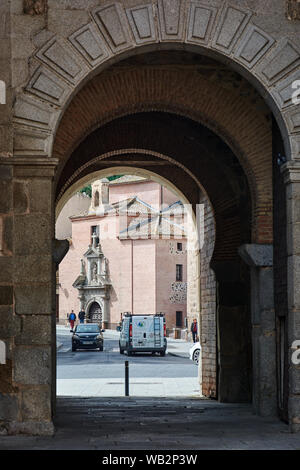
[[157, 0, 186, 42], [186, 1, 218, 46]]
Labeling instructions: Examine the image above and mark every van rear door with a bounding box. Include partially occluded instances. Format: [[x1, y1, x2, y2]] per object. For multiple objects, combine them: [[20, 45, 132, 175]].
[[132, 316, 155, 349]]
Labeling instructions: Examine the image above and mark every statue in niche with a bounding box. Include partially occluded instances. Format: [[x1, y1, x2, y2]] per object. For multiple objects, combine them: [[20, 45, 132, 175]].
[[91, 262, 98, 282], [23, 0, 47, 15], [80, 259, 86, 275]]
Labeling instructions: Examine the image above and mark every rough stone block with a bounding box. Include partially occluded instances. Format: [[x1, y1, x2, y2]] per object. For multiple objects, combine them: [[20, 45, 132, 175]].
[[2, 215, 12, 254], [22, 387, 51, 420], [0, 286, 13, 305], [290, 367, 300, 394], [13, 181, 28, 214], [0, 256, 12, 283], [0, 393, 18, 421], [14, 284, 52, 315], [0, 306, 20, 338], [13, 255, 52, 284], [258, 268, 274, 311], [287, 254, 300, 308], [28, 178, 52, 213], [239, 244, 273, 267], [0, 179, 12, 214], [14, 214, 51, 256], [16, 315, 52, 345], [14, 346, 51, 385]]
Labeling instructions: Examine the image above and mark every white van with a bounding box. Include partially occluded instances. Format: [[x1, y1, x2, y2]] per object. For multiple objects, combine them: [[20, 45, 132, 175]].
[[119, 313, 167, 356]]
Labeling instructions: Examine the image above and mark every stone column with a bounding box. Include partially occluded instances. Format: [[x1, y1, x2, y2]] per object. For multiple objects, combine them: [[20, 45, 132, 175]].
[[282, 161, 300, 432], [0, 156, 58, 435], [239, 243, 277, 416]]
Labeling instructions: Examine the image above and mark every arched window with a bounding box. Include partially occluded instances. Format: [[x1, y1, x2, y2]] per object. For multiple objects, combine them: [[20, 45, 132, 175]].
[[94, 190, 99, 207]]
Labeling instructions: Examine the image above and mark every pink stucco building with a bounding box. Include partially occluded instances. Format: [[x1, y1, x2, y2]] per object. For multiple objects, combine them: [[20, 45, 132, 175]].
[[58, 176, 187, 330]]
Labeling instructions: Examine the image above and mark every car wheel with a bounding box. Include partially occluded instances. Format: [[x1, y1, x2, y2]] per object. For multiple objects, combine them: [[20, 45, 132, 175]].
[[193, 349, 200, 365]]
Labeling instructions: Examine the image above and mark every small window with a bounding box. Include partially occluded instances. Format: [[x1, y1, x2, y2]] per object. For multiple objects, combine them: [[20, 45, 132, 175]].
[[176, 311, 183, 328], [176, 264, 183, 282], [177, 242, 182, 251]]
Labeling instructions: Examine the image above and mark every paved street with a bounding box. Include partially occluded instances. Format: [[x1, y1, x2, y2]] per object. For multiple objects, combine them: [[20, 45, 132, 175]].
[[57, 326, 200, 397]]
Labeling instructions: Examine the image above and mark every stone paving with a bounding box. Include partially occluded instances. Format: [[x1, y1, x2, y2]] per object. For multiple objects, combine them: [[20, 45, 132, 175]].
[[0, 397, 300, 450]]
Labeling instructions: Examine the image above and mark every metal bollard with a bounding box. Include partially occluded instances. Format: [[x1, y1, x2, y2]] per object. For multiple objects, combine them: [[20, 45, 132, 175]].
[[125, 360, 129, 396]]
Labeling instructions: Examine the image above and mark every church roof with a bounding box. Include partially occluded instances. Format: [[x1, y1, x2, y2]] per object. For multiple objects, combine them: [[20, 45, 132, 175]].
[[70, 197, 187, 239], [119, 213, 186, 239]]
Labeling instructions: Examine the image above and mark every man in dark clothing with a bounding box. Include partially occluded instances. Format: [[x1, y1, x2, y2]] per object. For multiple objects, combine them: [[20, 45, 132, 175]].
[[191, 318, 198, 343], [78, 310, 85, 324]]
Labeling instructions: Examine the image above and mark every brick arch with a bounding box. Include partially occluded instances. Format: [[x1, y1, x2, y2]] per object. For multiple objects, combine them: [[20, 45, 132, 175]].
[[56, 149, 205, 218], [53, 67, 270, 244]]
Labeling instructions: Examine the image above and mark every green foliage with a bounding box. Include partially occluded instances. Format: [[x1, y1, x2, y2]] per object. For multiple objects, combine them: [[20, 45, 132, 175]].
[[107, 175, 123, 181], [79, 185, 92, 197]]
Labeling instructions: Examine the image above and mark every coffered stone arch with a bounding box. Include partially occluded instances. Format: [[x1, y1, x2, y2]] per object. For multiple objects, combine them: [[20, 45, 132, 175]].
[[12, 0, 299, 165]]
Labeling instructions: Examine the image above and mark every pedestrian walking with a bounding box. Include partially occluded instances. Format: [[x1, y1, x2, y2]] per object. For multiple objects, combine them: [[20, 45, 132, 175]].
[[191, 318, 198, 343], [69, 310, 76, 331], [78, 309, 85, 324]]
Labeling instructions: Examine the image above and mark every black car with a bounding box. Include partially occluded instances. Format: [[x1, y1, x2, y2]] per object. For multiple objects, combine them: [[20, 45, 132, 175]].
[[72, 323, 103, 352]]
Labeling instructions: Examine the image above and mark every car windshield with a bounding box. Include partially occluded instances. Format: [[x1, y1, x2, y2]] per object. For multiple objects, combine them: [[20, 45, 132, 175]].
[[76, 325, 100, 333]]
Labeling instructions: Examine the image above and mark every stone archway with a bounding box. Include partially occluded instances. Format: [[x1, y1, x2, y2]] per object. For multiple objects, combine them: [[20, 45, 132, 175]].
[[1, 0, 300, 435]]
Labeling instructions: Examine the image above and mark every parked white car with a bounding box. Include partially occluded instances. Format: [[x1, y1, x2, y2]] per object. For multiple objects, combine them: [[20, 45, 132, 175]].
[[189, 342, 201, 365]]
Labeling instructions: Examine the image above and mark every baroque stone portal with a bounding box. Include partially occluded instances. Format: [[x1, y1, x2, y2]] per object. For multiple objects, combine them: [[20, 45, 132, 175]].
[[73, 234, 111, 327]]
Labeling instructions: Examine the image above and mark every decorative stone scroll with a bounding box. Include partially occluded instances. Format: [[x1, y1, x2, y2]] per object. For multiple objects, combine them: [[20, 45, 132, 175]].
[[286, 0, 300, 21], [23, 0, 47, 16]]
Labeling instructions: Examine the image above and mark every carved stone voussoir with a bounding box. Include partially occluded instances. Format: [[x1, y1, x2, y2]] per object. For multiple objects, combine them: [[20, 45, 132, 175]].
[[23, 0, 47, 16]]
